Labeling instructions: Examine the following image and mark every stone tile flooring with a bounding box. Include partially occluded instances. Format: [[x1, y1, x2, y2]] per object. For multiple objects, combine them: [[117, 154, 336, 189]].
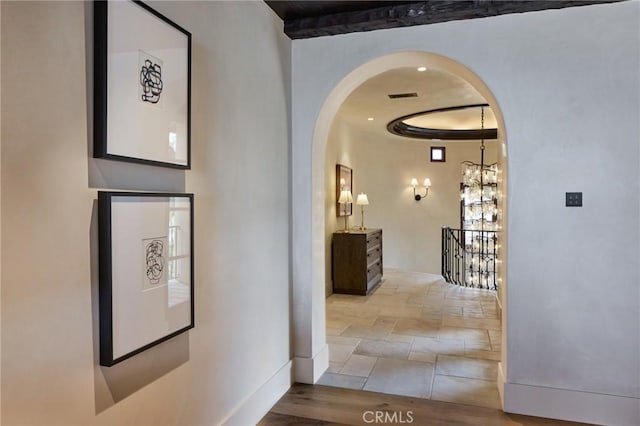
[[319, 269, 502, 409]]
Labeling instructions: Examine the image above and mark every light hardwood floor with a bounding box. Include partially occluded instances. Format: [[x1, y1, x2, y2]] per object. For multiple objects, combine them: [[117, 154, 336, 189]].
[[321, 269, 502, 409], [259, 384, 587, 425]]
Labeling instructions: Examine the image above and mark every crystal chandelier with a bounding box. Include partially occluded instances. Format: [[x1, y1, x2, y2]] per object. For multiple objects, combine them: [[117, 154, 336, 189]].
[[460, 107, 498, 290]]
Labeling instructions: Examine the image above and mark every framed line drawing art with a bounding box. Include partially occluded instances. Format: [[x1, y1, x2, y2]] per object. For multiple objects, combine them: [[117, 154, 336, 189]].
[[336, 164, 353, 217], [98, 192, 194, 366], [94, 0, 192, 169]]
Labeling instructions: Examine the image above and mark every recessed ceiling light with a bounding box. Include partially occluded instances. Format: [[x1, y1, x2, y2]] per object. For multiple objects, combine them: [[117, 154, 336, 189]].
[[367, 117, 374, 121], [417, 66, 427, 72]]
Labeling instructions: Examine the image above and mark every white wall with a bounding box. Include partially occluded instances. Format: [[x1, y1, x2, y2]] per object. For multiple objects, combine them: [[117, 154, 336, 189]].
[[324, 115, 497, 296], [292, 2, 639, 425], [1, 1, 291, 425]]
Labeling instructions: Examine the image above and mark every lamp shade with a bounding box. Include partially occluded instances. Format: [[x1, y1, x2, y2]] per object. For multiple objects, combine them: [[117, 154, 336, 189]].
[[410, 178, 418, 187], [356, 193, 369, 205], [424, 178, 432, 187], [338, 190, 353, 204]]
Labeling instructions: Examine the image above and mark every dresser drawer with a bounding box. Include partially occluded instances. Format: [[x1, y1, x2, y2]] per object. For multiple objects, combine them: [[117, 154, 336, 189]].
[[367, 259, 382, 283], [366, 244, 382, 262], [367, 262, 382, 292], [366, 230, 382, 249]]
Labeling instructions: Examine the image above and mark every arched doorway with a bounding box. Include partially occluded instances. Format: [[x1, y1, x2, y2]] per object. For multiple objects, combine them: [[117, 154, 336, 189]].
[[292, 51, 508, 407]]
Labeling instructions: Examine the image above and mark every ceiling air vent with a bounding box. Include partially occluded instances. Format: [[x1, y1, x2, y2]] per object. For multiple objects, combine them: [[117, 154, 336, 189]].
[[388, 92, 418, 99]]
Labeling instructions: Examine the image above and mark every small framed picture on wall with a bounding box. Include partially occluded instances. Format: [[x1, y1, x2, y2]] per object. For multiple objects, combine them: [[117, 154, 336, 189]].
[[336, 164, 353, 217], [431, 146, 446, 162]]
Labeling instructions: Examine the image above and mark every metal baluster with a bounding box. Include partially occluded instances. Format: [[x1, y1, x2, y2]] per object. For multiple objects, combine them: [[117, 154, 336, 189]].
[[441, 227, 445, 279], [492, 232, 498, 290]]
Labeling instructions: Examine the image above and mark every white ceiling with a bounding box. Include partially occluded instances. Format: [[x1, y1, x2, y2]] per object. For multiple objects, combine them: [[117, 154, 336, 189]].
[[337, 66, 495, 140]]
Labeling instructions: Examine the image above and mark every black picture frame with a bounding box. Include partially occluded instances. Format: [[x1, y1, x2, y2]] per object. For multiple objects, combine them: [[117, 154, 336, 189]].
[[94, 0, 192, 169], [98, 191, 194, 366], [336, 164, 353, 217], [430, 146, 446, 162]]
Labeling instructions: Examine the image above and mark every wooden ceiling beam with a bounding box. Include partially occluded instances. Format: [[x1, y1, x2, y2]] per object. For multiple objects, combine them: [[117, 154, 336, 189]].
[[283, 0, 623, 39]]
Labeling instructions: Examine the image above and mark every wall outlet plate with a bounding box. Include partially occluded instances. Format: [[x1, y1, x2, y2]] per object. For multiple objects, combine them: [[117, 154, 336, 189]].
[[566, 192, 582, 207]]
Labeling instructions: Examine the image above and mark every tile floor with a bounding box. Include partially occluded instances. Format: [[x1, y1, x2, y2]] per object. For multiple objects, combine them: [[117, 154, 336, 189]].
[[320, 269, 502, 409]]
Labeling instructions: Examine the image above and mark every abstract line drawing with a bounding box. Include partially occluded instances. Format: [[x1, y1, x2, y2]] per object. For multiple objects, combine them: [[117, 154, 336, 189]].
[[145, 239, 165, 284], [140, 59, 163, 103]]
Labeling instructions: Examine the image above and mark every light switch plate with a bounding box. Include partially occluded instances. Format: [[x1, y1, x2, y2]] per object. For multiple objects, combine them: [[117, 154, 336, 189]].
[[566, 192, 582, 207]]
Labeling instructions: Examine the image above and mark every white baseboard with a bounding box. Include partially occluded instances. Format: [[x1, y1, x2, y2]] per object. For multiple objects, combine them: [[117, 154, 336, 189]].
[[497, 362, 506, 409], [504, 382, 640, 426], [293, 343, 329, 384], [221, 360, 292, 426]]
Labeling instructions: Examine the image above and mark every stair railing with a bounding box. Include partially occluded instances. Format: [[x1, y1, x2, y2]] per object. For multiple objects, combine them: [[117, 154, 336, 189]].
[[441, 226, 498, 290]]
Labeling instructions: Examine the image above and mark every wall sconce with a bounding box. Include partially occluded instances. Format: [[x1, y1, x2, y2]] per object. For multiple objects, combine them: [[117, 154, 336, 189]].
[[356, 193, 369, 230], [411, 178, 431, 201], [338, 190, 353, 232]]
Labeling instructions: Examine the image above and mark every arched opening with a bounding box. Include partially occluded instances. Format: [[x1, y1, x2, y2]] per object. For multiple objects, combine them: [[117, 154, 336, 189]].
[[315, 51, 508, 406], [292, 50, 508, 407]]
